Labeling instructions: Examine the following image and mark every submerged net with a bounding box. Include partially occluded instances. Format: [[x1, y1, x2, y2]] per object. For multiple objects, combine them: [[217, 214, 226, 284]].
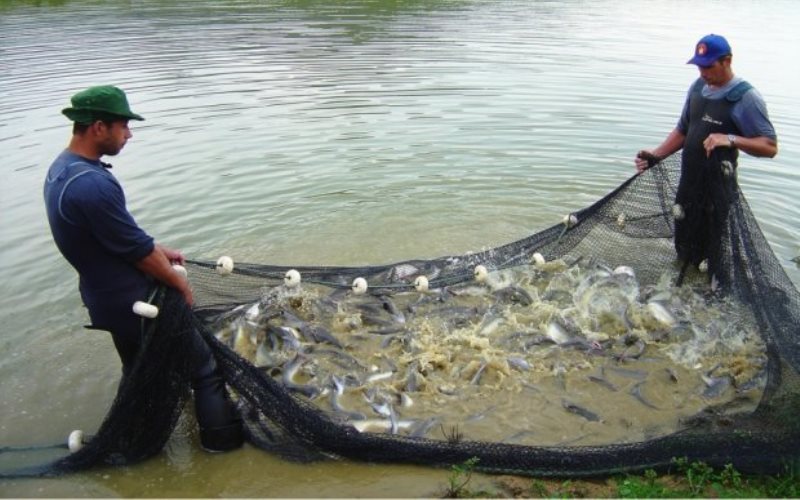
[[4, 153, 800, 478]]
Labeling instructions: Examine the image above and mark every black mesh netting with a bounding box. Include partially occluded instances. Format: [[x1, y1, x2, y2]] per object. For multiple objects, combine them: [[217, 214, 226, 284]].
[[4, 153, 800, 478]]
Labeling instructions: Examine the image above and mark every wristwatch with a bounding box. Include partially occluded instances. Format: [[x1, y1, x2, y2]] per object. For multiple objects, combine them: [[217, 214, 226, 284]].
[[728, 134, 737, 147]]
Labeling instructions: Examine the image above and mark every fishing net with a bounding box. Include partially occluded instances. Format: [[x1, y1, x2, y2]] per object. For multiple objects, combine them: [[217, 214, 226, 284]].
[[4, 152, 800, 478]]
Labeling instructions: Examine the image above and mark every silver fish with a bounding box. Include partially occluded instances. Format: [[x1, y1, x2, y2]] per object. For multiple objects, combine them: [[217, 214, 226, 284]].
[[606, 366, 648, 380], [308, 346, 368, 372], [545, 321, 575, 345], [507, 356, 531, 372], [303, 324, 344, 349], [388, 404, 400, 434], [492, 285, 534, 306], [735, 367, 766, 394], [255, 341, 288, 369], [368, 325, 407, 335], [408, 417, 440, 438], [466, 404, 497, 422], [364, 395, 393, 418], [470, 360, 488, 386], [614, 336, 646, 362], [701, 374, 732, 399], [399, 392, 414, 408], [405, 364, 424, 393], [365, 370, 394, 384], [587, 374, 618, 392], [329, 375, 366, 421], [380, 296, 406, 324], [647, 300, 677, 327], [282, 353, 320, 399], [665, 367, 679, 383], [503, 430, 536, 443], [282, 310, 344, 348], [630, 381, 659, 409], [561, 399, 602, 422], [351, 419, 415, 434], [267, 325, 303, 351]]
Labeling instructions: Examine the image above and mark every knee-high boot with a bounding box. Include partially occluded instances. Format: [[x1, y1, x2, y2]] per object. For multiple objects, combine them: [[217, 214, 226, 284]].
[[191, 340, 244, 452]]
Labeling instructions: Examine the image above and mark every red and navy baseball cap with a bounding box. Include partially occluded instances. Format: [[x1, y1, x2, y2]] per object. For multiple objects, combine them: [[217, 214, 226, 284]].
[[687, 34, 731, 67]]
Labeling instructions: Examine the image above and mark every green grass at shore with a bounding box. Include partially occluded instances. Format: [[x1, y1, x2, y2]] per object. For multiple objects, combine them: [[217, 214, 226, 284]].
[[439, 457, 800, 498]]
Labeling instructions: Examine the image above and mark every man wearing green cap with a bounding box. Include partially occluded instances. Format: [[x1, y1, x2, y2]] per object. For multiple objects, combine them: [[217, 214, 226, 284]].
[[633, 34, 778, 284], [44, 85, 243, 452]]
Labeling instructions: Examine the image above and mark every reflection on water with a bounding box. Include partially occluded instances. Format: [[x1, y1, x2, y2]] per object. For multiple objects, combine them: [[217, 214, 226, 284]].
[[1, 0, 799, 496]]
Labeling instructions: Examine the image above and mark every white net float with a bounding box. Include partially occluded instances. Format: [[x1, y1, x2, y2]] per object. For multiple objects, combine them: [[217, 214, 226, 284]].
[[284, 269, 301, 288], [414, 275, 429, 292], [216, 255, 234, 275], [132, 301, 159, 319], [474, 265, 488, 283], [172, 264, 187, 277], [672, 204, 685, 221], [67, 429, 84, 453], [352, 277, 368, 294]]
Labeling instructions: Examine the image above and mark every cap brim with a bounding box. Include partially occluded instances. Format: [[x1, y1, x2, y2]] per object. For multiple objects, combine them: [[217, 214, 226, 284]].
[[105, 111, 145, 121], [62, 107, 86, 122], [62, 107, 144, 122], [687, 55, 716, 66]]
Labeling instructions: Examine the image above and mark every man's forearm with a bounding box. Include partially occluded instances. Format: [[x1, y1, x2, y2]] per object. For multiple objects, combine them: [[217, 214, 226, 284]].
[[135, 245, 193, 305], [732, 135, 778, 158], [652, 128, 686, 159]]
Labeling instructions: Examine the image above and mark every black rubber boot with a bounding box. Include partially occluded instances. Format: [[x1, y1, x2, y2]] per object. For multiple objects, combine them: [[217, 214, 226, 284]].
[[191, 336, 244, 452], [198, 422, 245, 453]]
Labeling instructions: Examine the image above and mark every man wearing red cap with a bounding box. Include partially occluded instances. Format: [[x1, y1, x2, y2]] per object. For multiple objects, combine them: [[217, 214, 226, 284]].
[[44, 85, 243, 452], [634, 35, 778, 278]]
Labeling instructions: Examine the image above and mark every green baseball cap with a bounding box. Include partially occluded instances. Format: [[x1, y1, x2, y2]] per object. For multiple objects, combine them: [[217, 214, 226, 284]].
[[62, 85, 145, 123]]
